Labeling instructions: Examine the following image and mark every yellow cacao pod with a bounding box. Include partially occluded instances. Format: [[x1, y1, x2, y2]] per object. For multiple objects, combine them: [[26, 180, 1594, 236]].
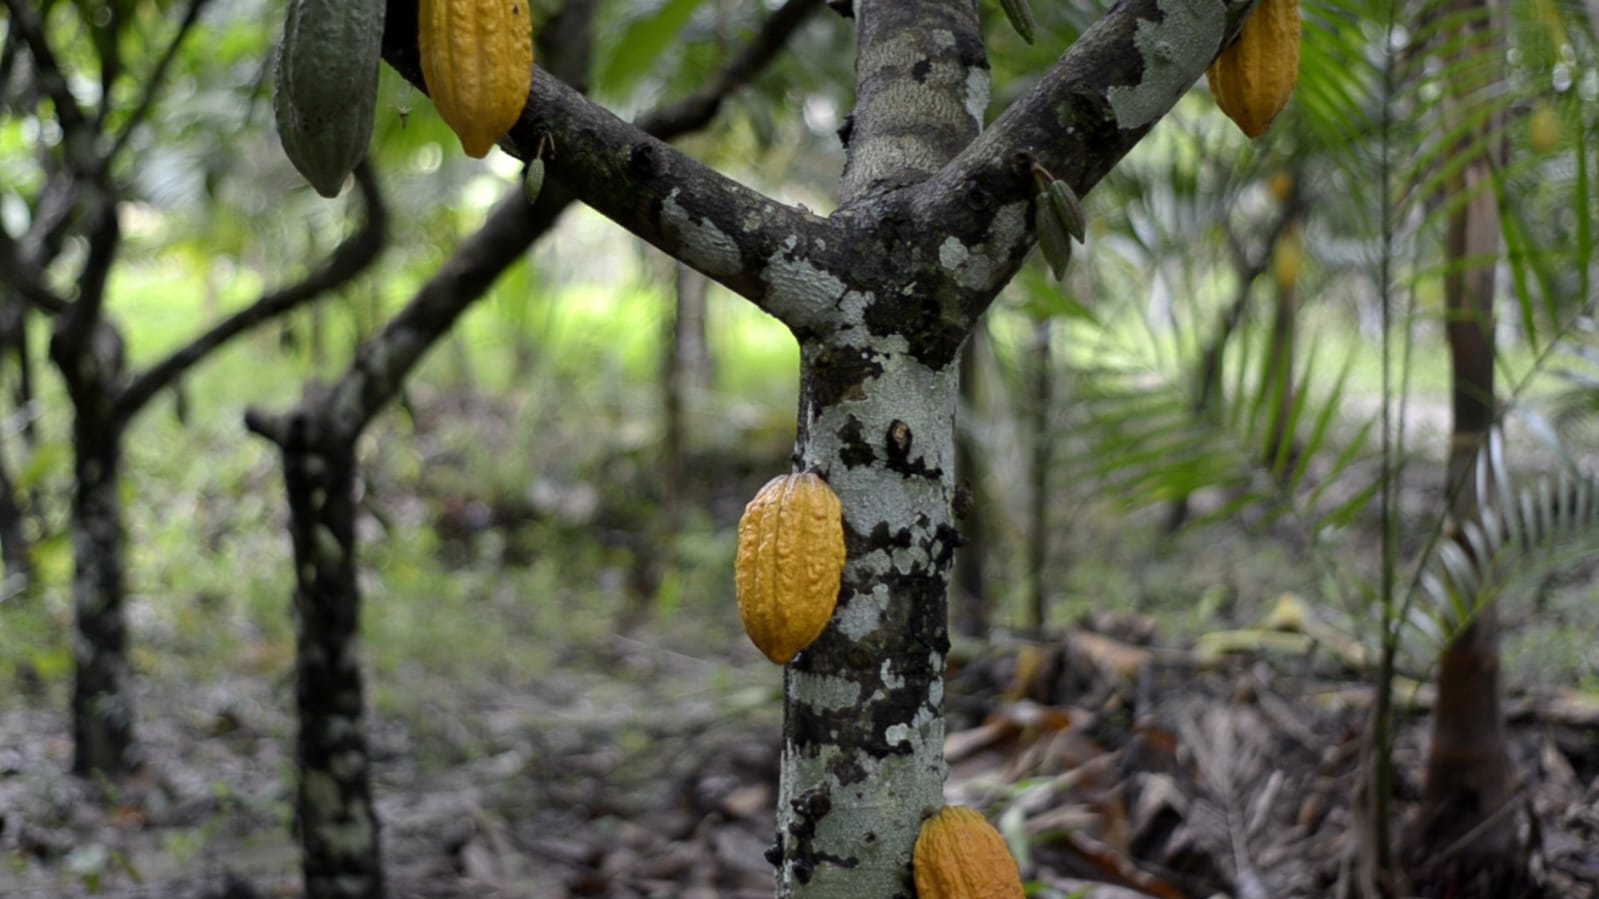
[[419, 0, 534, 158], [1206, 0, 1300, 138], [734, 472, 845, 665], [914, 806, 1025, 899]]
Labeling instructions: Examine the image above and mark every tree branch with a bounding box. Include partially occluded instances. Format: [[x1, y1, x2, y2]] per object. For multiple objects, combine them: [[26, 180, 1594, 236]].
[[252, 0, 822, 448], [638, 0, 825, 141], [50, 185, 119, 366], [0, 228, 67, 314], [380, 0, 838, 333], [907, 0, 1260, 319], [328, 0, 827, 432], [0, 0, 89, 136], [521, 72, 839, 331], [314, 182, 560, 444], [105, 0, 213, 164], [115, 163, 388, 424]]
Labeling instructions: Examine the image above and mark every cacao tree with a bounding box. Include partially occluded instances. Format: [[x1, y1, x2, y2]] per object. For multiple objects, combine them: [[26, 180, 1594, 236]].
[[0, 0, 386, 776], [364, 0, 1268, 895], [245, 1, 826, 894]]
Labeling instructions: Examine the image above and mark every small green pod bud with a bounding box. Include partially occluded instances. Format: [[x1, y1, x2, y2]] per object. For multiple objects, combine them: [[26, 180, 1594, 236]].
[[524, 158, 545, 205]]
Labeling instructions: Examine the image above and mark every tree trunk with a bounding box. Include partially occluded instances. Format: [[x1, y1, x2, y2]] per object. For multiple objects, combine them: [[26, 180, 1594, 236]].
[[1411, 180, 1514, 868], [279, 417, 384, 899], [1026, 318, 1052, 633], [1409, 0, 1518, 878], [0, 432, 32, 597], [1261, 228, 1297, 476], [776, 339, 957, 898], [951, 327, 988, 638], [69, 415, 138, 775], [663, 262, 713, 526]]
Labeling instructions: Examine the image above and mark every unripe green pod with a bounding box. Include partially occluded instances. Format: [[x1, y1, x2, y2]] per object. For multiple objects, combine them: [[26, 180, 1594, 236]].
[[273, 0, 385, 197]]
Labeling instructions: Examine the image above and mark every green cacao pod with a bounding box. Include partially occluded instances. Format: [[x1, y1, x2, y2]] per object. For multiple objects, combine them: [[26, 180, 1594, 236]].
[[1205, 0, 1300, 138], [914, 806, 1026, 899], [734, 472, 846, 665], [419, 0, 535, 158], [272, 0, 385, 198]]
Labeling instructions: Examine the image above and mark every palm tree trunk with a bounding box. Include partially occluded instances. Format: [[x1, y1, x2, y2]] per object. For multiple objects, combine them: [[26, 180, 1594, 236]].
[[1407, 0, 1519, 876]]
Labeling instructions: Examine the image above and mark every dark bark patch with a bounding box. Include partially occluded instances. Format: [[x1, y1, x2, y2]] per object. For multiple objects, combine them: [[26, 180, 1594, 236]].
[[627, 141, 658, 177], [911, 59, 932, 82], [837, 417, 875, 468], [931, 522, 962, 567], [808, 344, 883, 408], [863, 520, 915, 552]]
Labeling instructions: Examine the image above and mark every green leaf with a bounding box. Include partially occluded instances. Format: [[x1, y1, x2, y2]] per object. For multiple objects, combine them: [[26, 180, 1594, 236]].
[[598, 0, 707, 98]]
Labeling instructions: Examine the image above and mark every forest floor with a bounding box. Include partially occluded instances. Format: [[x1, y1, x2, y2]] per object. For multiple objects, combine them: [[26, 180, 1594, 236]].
[[4, 387, 1599, 898], [5, 610, 1599, 899]]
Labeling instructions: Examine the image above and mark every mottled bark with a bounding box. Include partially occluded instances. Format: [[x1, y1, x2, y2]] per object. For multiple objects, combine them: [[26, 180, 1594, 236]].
[[778, 336, 958, 899], [50, 195, 140, 777], [278, 420, 382, 899]]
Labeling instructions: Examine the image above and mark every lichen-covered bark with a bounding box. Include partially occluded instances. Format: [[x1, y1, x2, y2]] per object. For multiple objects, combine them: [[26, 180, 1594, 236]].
[[840, 0, 987, 203], [280, 419, 383, 899], [777, 332, 958, 899]]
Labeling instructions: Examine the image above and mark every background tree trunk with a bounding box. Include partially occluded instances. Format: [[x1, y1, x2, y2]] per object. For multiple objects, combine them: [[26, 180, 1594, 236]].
[[279, 421, 384, 899], [67, 415, 137, 775], [1261, 224, 1298, 476], [1408, 0, 1518, 881], [662, 262, 713, 528], [952, 327, 989, 638], [1026, 318, 1052, 632]]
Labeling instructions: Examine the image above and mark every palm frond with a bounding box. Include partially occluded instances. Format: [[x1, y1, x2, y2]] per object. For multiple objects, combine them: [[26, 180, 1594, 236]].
[[1409, 428, 1599, 653]]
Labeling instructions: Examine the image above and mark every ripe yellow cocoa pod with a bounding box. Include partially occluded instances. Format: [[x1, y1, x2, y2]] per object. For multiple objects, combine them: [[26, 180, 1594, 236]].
[[734, 472, 845, 665], [1206, 0, 1300, 138], [914, 806, 1025, 899], [418, 0, 534, 158]]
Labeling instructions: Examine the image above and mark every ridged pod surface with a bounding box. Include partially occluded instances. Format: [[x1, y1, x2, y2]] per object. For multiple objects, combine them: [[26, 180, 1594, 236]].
[[273, 0, 385, 197], [914, 806, 1025, 899], [419, 0, 534, 158], [734, 472, 845, 665], [1205, 0, 1300, 138]]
